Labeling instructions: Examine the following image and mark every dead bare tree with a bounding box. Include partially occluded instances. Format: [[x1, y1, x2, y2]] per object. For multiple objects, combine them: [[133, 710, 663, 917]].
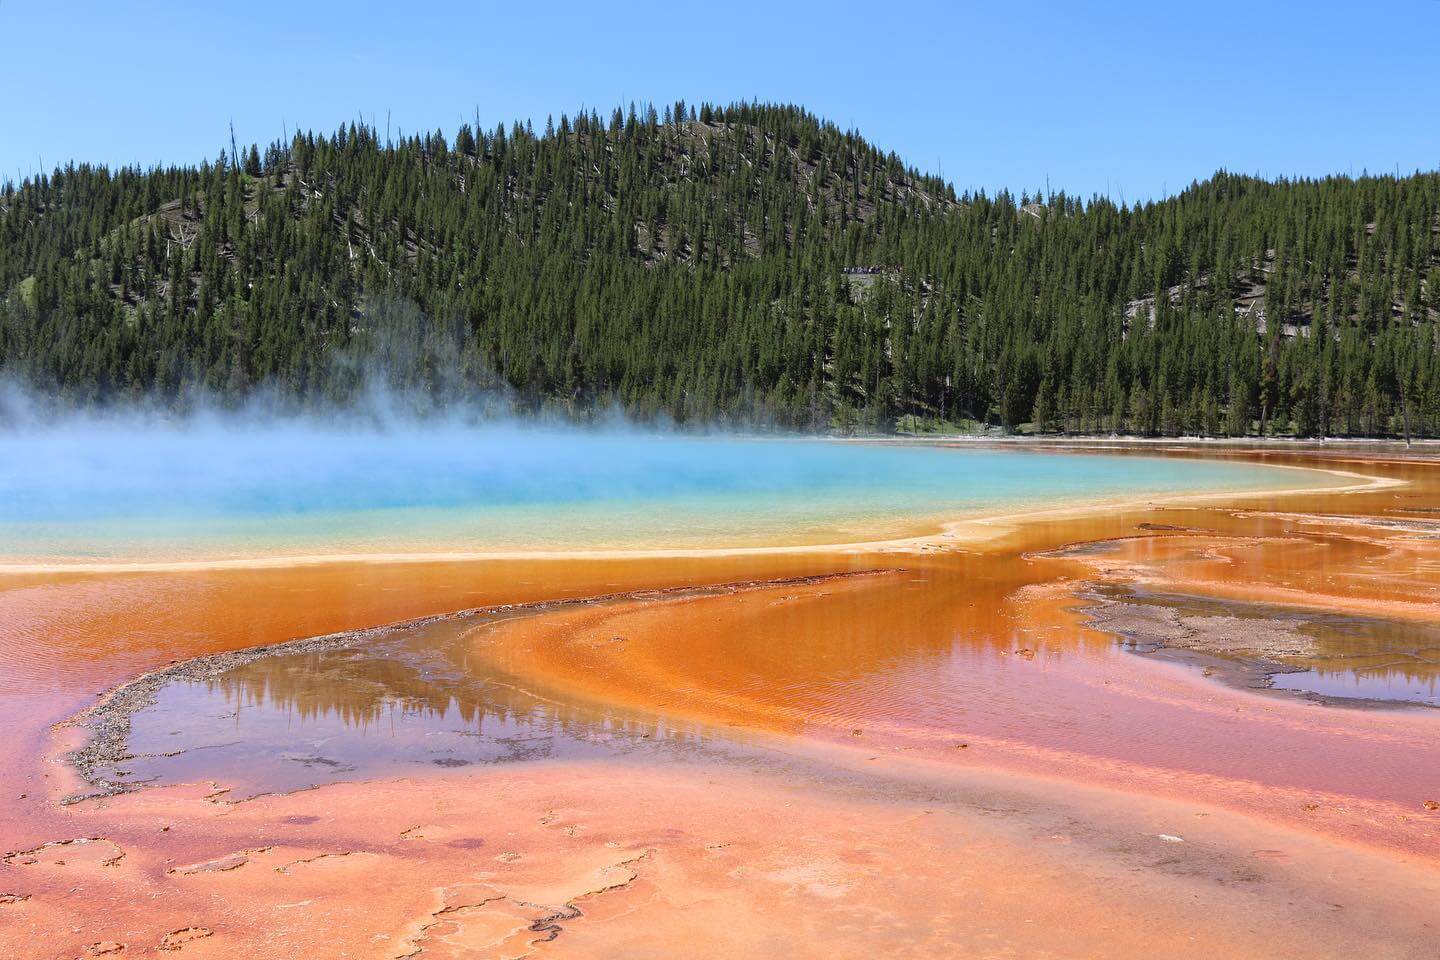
[[167, 220, 197, 250]]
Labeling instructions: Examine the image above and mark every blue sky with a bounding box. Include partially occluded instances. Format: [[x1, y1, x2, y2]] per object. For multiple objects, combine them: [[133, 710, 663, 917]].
[[4, 0, 1437, 201]]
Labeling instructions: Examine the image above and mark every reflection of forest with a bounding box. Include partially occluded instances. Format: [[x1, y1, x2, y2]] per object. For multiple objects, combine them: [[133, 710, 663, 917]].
[[1294, 617, 1440, 687], [191, 564, 1022, 741], [193, 551, 1440, 761], [197, 613, 692, 745]]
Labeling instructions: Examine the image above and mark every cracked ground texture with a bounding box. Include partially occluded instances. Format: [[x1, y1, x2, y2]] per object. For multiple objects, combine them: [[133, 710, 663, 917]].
[[4, 753, 1440, 958]]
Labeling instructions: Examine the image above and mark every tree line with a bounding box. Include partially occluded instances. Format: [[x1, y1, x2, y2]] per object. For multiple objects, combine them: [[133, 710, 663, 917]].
[[2, 100, 1437, 436]]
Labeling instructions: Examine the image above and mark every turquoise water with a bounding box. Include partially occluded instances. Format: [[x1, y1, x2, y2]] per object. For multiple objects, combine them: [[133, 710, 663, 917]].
[[0, 424, 1316, 561]]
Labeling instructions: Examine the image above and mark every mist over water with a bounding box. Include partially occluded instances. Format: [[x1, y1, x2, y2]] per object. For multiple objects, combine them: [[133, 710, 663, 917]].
[[0, 406, 1304, 561]]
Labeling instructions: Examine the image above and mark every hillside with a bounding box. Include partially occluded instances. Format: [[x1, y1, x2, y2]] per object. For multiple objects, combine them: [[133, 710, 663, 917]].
[[2, 100, 1438, 437]]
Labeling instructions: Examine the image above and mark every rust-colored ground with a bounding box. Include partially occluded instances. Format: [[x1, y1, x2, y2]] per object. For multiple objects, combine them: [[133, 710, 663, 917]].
[[2, 445, 1439, 958]]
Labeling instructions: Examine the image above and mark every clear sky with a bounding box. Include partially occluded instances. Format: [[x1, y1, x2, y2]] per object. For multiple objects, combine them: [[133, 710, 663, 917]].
[[4, 0, 1438, 201]]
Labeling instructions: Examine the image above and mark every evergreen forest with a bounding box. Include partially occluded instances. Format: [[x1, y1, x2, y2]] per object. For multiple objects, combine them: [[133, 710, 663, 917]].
[[3, 101, 1438, 436]]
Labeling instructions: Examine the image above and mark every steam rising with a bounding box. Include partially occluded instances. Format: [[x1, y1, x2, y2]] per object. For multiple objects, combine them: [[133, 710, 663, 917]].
[[0, 385, 1291, 561]]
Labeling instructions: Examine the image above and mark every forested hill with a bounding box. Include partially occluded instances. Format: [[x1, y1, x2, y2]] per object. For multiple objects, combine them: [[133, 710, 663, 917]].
[[2, 101, 1439, 437]]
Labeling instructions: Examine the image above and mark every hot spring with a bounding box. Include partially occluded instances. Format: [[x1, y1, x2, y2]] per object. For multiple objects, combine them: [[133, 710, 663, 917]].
[[0, 420, 1320, 562]]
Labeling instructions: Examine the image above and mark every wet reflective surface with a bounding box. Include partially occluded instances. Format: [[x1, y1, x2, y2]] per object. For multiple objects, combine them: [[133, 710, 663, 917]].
[[1090, 585, 1440, 705], [96, 611, 747, 800], [4, 444, 1440, 960], [1271, 667, 1440, 705]]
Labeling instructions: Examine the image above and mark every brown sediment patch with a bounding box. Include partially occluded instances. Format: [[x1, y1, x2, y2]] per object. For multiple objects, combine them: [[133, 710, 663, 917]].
[[1079, 587, 1315, 658], [1069, 586, 1432, 709]]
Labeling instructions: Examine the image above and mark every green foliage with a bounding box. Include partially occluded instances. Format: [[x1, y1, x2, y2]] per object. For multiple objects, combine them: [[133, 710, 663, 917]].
[[2, 102, 1438, 435]]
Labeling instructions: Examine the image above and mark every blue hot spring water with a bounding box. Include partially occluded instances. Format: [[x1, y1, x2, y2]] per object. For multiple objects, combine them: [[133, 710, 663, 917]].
[[0, 422, 1315, 561]]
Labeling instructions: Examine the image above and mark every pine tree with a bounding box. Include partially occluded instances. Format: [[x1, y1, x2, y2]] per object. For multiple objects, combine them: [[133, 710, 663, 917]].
[[1, 103, 1436, 437]]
